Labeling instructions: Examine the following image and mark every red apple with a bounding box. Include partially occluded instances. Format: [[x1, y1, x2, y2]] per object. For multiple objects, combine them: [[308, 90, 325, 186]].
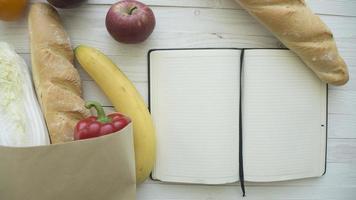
[[106, 0, 156, 44]]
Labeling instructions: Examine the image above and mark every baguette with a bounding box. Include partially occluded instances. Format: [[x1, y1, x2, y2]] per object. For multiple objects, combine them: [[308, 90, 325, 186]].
[[236, 0, 349, 85], [29, 3, 89, 143]]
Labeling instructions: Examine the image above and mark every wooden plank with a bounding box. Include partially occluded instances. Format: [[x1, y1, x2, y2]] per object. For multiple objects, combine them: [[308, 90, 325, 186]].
[[308, 0, 356, 17], [82, 80, 149, 106], [328, 90, 356, 115], [31, 0, 238, 7], [137, 184, 356, 200], [328, 139, 356, 163], [328, 114, 356, 139], [31, 0, 356, 17], [137, 184, 355, 200]]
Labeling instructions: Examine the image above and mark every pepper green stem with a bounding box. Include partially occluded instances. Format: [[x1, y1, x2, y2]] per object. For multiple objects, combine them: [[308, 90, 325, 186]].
[[85, 101, 111, 123]]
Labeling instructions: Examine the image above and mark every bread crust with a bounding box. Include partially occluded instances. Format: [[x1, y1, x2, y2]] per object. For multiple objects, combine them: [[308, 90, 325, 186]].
[[237, 0, 349, 85], [29, 3, 89, 143]]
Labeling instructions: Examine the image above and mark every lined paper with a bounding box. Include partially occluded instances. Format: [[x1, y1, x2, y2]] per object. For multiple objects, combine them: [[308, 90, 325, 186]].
[[150, 49, 241, 184], [242, 50, 327, 182]]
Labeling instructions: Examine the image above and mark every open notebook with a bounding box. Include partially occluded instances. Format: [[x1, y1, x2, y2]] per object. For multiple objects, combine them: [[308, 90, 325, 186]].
[[148, 49, 327, 186]]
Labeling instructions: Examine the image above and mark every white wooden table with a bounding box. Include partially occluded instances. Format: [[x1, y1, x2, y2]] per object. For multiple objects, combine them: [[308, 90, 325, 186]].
[[1, 0, 355, 199]]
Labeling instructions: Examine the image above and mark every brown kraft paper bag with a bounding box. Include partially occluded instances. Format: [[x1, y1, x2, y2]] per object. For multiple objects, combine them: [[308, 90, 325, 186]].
[[0, 124, 136, 200]]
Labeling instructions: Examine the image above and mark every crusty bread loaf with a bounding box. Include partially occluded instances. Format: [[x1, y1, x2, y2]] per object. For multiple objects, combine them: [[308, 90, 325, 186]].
[[29, 3, 89, 143], [236, 0, 349, 85]]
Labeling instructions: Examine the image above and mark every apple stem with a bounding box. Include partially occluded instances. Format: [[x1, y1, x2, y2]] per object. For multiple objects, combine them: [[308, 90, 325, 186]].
[[129, 6, 138, 15]]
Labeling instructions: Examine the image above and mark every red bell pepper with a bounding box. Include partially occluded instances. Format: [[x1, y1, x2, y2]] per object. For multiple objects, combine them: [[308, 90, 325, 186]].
[[74, 101, 131, 140]]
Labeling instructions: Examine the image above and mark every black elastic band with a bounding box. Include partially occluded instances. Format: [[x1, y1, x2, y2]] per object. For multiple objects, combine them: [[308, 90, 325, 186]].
[[239, 50, 246, 197]]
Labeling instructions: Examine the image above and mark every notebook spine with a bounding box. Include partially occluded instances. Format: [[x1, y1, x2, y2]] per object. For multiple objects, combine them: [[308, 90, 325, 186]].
[[239, 50, 246, 197]]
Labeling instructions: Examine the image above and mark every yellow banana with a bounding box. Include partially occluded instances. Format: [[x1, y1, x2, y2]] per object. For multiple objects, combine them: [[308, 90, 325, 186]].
[[75, 45, 156, 184]]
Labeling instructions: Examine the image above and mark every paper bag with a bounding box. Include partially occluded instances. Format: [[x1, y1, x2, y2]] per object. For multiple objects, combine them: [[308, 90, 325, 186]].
[[0, 124, 136, 200]]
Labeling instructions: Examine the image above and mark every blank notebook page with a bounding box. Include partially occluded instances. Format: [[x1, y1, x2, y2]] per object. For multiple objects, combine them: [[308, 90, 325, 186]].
[[242, 50, 327, 182], [150, 49, 241, 184]]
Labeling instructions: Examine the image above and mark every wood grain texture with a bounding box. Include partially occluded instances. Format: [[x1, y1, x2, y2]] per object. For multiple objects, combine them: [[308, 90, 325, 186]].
[[31, 0, 356, 17], [2, 1, 356, 199]]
